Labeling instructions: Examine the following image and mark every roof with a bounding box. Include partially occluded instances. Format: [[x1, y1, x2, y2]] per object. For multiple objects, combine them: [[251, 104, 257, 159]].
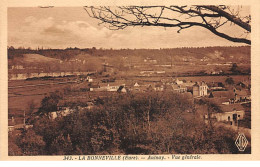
[[193, 82, 207, 87], [212, 90, 235, 99], [155, 82, 163, 87], [172, 84, 179, 89], [117, 85, 127, 92], [134, 82, 140, 87], [220, 104, 245, 113], [209, 97, 231, 105], [236, 89, 250, 96], [182, 81, 195, 87], [89, 82, 100, 88], [207, 82, 224, 87], [108, 82, 125, 87]]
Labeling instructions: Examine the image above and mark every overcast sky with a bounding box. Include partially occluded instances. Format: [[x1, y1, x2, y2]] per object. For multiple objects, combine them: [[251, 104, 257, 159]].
[[8, 7, 250, 49]]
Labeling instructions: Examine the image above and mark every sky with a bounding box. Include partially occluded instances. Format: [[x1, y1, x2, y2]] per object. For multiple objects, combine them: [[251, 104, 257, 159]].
[[8, 7, 250, 49]]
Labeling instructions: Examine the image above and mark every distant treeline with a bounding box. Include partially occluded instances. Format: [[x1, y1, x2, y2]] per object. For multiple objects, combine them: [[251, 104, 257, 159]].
[[8, 46, 250, 61]]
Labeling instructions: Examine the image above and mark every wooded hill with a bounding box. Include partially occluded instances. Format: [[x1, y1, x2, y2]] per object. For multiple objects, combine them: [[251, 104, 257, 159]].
[[8, 46, 250, 64]]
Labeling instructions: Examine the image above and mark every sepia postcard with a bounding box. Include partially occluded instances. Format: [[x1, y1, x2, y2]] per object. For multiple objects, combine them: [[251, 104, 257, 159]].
[[1, 0, 260, 162]]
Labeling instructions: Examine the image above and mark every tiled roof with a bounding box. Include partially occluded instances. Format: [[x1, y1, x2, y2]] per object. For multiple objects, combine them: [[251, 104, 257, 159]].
[[236, 89, 250, 96], [220, 104, 245, 112], [212, 90, 235, 99]]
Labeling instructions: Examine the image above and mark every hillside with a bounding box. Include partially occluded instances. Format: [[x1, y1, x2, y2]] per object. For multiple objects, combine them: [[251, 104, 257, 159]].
[[8, 46, 250, 75], [8, 46, 250, 63], [22, 54, 61, 63]]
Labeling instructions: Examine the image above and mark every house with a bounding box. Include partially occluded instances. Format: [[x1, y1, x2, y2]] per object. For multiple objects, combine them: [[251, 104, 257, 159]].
[[97, 82, 125, 92], [174, 78, 183, 85], [90, 83, 101, 91], [50, 112, 58, 119], [8, 116, 33, 131], [134, 82, 140, 87], [52, 106, 77, 119], [172, 83, 187, 93], [207, 82, 225, 91], [11, 65, 24, 70], [131, 82, 142, 92], [9, 73, 27, 80], [182, 80, 195, 87], [8, 117, 15, 132], [155, 71, 166, 74], [154, 83, 164, 91], [234, 89, 251, 102], [144, 57, 157, 64], [87, 76, 93, 82], [192, 82, 208, 97], [107, 83, 120, 92], [117, 85, 127, 93], [147, 84, 155, 92], [210, 110, 245, 126], [209, 104, 245, 126]]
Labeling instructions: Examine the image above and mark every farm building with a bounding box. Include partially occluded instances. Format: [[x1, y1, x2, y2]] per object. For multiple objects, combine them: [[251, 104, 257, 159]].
[[234, 89, 251, 102], [192, 82, 208, 97], [172, 83, 187, 93], [205, 103, 246, 126], [209, 110, 245, 126], [209, 90, 235, 104]]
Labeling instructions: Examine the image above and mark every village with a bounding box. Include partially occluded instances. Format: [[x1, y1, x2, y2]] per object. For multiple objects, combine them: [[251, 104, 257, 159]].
[[8, 46, 251, 156], [8, 68, 251, 134], [5, 4, 255, 156]]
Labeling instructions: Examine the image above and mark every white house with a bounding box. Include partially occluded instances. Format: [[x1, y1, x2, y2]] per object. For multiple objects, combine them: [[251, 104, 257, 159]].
[[193, 82, 208, 97], [87, 76, 93, 82], [107, 84, 120, 92]]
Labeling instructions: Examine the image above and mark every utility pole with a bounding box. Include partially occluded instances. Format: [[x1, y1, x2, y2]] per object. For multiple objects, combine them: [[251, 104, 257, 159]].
[[23, 110, 26, 125], [171, 55, 173, 68]]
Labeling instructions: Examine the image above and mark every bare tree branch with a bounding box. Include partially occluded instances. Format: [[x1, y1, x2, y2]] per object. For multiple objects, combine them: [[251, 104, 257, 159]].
[[84, 5, 251, 45]]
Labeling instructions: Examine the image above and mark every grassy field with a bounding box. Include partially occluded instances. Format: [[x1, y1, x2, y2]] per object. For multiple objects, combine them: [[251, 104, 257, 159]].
[[8, 79, 76, 113], [178, 75, 250, 83], [130, 75, 250, 84], [8, 74, 250, 115]]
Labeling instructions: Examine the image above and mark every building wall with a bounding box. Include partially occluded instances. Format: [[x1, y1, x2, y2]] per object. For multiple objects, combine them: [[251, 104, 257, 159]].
[[193, 85, 207, 97], [211, 110, 245, 122], [200, 85, 207, 96], [193, 86, 199, 96]]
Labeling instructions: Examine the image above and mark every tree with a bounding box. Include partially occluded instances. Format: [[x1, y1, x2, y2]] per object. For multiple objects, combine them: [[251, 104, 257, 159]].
[[225, 77, 235, 85], [26, 100, 37, 124], [50, 134, 73, 155], [8, 132, 23, 156], [18, 129, 46, 155], [84, 6, 251, 44], [38, 91, 63, 116], [230, 63, 240, 74]]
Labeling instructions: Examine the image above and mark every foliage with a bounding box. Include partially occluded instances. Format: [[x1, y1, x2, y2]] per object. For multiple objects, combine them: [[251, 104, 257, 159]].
[[8, 132, 23, 156], [16, 129, 46, 155], [37, 91, 63, 116], [10, 92, 242, 155], [225, 77, 235, 85]]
